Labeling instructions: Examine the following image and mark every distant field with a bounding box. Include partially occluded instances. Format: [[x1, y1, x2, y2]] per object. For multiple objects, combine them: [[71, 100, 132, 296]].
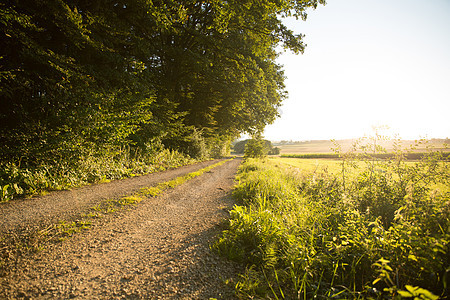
[[270, 157, 372, 179], [275, 139, 449, 154], [271, 156, 426, 174], [275, 140, 336, 154], [269, 157, 343, 174], [270, 157, 449, 192], [280, 152, 450, 160]]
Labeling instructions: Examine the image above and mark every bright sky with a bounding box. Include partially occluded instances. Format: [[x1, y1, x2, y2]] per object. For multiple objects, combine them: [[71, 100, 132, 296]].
[[263, 0, 450, 141]]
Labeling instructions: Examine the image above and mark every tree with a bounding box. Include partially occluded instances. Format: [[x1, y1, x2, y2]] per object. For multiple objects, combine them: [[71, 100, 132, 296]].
[[0, 0, 160, 162], [269, 146, 281, 155], [1, 0, 326, 163], [244, 136, 267, 159]]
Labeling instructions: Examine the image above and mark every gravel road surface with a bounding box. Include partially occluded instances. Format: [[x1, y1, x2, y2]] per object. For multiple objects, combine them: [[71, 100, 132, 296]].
[[0, 158, 243, 299]]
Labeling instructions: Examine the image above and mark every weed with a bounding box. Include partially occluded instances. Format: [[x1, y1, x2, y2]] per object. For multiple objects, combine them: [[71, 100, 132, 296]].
[[118, 196, 143, 206]]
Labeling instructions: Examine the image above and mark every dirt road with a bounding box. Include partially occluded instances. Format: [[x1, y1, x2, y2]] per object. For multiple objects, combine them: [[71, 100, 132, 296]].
[[0, 158, 243, 299]]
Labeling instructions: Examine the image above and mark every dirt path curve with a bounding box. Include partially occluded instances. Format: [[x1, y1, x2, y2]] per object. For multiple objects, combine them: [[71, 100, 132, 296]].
[[1, 158, 243, 299]]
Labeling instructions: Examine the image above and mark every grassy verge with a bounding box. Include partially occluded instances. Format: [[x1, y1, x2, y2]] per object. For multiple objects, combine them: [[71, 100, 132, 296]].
[[0, 146, 194, 202], [214, 154, 448, 299]]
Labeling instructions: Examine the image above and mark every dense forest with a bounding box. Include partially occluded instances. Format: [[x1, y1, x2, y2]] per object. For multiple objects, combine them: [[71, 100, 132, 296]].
[[0, 0, 325, 200], [1, 0, 325, 161]]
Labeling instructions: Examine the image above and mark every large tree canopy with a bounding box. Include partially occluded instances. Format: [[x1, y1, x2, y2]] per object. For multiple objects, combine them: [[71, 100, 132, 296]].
[[0, 0, 325, 161]]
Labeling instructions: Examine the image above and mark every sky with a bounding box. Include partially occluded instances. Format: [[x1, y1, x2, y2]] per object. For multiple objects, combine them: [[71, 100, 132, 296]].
[[263, 0, 450, 141]]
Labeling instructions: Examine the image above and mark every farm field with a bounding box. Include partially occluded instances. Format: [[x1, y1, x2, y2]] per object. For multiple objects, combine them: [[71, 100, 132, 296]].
[[270, 156, 344, 174], [271, 156, 449, 193], [275, 138, 449, 154], [275, 139, 338, 154]]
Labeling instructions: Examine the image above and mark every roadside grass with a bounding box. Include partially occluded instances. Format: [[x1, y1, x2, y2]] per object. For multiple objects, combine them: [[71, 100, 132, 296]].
[[214, 140, 449, 299], [0, 158, 234, 268], [0, 146, 194, 202]]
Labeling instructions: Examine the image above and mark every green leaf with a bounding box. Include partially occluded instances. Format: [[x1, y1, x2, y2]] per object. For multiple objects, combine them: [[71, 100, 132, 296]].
[[378, 258, 390, 264], [408, 254, 418, 262], [415, 288, 439, 300], [397, 290, 414, 297], [405, 285, 418, 294]]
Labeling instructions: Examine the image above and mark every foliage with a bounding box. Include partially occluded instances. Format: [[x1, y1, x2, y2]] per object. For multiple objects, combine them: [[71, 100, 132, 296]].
[[0, 146, 192, 202], [0, 0, 326, 169], [1, 0, 326, 197], [269, 146, 281, 155], [234, 140, 251, 154], [244, 137, 268, 159], [208, 135, 233, 159], [214, 137, 449, 299], [163, 128, 210, 160]]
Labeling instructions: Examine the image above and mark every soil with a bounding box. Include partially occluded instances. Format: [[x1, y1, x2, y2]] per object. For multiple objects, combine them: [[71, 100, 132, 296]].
[[0, 157, 243, 299]]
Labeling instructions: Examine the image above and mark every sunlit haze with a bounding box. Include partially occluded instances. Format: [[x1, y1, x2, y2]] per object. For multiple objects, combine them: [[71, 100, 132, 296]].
[[263, 0, 450, 141]]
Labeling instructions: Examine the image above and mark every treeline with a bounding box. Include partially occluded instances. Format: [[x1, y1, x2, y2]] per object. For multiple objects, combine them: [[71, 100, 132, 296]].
[[0, 0, 325, 164]]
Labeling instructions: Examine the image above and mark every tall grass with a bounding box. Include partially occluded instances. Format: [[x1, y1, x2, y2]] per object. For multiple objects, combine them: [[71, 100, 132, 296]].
[[0, 145, 193, 202], [214, 140, 449, 299]]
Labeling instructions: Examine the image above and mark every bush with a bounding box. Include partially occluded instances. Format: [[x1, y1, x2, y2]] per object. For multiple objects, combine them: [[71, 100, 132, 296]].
[[268, 146, 280, 155], [163, 129, 210, 160]]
